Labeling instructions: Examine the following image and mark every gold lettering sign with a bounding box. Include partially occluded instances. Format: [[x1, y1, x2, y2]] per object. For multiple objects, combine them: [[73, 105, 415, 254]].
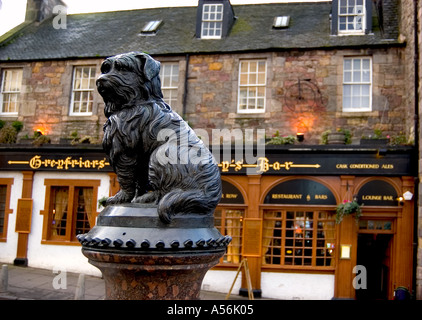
[[361, 195, 395, 201], [221, 193, 238, 199], [218, 157, 320, 174], [336, 163, 395, 170], [272, 194, 302, 199], [8, 155, 110, 170]]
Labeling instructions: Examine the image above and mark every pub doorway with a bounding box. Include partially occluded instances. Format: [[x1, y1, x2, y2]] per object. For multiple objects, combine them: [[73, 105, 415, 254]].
[[355, 224, 393, 300]]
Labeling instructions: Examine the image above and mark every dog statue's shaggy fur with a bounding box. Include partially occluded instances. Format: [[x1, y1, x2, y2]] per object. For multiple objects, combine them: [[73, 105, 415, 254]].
[[96, 52, 222, 223]]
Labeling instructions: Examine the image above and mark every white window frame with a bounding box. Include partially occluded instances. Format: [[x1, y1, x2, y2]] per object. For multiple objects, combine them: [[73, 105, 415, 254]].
[[142, 20, 162, 33], [338, 0, 366, 35], [69, 66, 96, 116], [237, 60, 267, 114], [342, 57, 372, 112], [159, 62, 179, 107], [0, 68, 22, 116], [201, 3, 224, 39]]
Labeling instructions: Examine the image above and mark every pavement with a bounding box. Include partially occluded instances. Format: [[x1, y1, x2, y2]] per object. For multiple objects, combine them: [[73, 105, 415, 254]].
[[0, 264, 250, 301]]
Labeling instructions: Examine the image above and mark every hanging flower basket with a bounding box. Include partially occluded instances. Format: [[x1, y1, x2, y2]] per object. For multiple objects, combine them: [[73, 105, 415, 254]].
[[336, 200, 362, 224]]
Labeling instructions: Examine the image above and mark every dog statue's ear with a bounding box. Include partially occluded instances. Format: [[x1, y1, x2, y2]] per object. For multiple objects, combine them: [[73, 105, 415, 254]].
[[135, 53, 160, 81]]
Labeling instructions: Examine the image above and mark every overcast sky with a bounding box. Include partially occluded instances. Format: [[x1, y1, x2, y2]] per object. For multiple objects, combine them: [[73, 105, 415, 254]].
[[0, 0, 328, 36]]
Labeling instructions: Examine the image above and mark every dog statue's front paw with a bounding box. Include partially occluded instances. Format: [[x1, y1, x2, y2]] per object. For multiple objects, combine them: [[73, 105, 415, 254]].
[[131, 191, 159, 204], [105, 190, 133, 206]]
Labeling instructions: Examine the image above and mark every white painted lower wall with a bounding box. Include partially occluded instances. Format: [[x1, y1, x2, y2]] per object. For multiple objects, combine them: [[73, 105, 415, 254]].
[[0, 171, 336, 298], [202, 269, 335, 300], [0, 171, 108, 277], [261, 272, 335, 300], [202, 270, 241, 294], [0, 172, 23, 265]]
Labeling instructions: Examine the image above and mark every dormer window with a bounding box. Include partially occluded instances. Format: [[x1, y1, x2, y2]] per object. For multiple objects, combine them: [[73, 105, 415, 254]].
[[331, 0, 372, 36], [201, 4, 224, 38], [196, 0, 235, 39], [338, 0, 365, 34]]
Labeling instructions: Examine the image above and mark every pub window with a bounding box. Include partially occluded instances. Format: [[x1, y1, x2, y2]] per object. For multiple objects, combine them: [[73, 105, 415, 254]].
[[237, 60, 266, 113], [42, 180, 100, 244], [214, 208, 243, 264], [69, 66, 96, 115], [0, 178, 13, 241], [159, 62, 179, 108], [0, 68, 23, 115], [263, 210, 336, 268]]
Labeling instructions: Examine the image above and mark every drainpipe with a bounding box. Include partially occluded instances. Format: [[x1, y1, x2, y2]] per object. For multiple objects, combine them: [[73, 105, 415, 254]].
[[182, 53, 190, 119]]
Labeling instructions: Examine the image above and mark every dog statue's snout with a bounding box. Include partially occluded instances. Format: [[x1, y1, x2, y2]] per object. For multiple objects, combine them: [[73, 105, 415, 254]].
[[96, 76, 108, 96]]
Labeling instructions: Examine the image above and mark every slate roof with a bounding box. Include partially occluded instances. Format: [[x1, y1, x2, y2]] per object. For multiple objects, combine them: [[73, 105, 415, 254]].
[[0, 2, 401, 62]]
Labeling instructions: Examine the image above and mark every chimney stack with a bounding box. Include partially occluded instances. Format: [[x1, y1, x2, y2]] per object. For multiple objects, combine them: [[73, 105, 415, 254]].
[[25, 0, 67, 23]]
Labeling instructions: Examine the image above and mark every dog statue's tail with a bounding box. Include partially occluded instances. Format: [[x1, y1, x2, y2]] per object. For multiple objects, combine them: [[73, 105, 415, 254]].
[[157, 185, 222, 224]]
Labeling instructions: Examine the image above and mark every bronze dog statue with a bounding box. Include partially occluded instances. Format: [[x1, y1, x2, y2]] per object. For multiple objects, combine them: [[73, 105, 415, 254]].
[[96, 52, 222, 223]]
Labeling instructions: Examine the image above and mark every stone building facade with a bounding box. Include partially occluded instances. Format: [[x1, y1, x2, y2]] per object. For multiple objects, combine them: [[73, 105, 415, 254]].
[[7, 46, 411, 145], [0, 0, 420, 300]]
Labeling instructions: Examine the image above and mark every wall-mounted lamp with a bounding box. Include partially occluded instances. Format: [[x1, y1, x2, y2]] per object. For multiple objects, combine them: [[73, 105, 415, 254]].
[[296, 133, 304, 142], [397, 196, 404, 206], [340, 244, 351, 259], [403, 191, 413, 201], [35, 128, 45, 136]]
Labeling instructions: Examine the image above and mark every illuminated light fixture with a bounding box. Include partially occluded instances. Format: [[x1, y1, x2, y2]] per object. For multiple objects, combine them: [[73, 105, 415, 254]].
[[296, 133, 304, 142], [35, 128, 45, 136], [340, 244, 351, 259], [403, 191, 413, 200]]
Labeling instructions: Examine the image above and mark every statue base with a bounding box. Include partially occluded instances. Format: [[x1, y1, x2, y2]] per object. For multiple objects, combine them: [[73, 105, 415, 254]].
[[82, 248, 224, 300], [78, 204, 230, 300]]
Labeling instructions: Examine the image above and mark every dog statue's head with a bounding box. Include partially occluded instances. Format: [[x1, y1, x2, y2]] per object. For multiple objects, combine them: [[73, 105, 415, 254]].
[[96, 52, 163, 117]]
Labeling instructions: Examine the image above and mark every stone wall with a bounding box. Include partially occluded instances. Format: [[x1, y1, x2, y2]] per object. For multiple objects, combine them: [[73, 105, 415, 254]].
[[1, 59, 106, 144], [0, 45, 411, 145], [399, 0, 421, 300], [184, 48, 409, 144]]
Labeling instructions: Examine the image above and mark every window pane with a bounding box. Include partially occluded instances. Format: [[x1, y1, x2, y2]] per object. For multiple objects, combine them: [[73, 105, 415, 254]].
[[238, 60, 266, 113], [263, 210, 335, 267], [201, 4, 223, 38], [353, 59, 361, 70], [263, 211, 282, 265], [74, 187, 94, 238], [344, 71, 352, 82], [71, 66, 96, 115], [362, 70, 370, 82], [215, 209, 243, 264], [343, 58, 371, 111], [160, 63, 179, 107], [50, 187, 69, 238], [1, 69, 22, 114], [344, 59, 352, 70], [240, 74, 248, 85], [353, 71, 361, 82], [362, 58, 370, 69]]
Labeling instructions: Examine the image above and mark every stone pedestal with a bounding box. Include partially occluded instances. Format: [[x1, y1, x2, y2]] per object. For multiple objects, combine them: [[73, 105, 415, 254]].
[[78, 204, 230, 300]]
